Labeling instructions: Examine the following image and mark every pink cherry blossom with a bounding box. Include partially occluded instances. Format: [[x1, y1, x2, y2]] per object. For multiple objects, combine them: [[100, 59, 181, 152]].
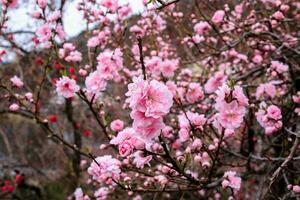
[[132, 151, 152, 168], [222, 171, 241, 191], [271, 60, 288, 73], [9, 103, 19, 111], [37, 0, 47, 9], [186, 83, 204, 103], [217, 101, 246, 129], [85, 71, 107, 98], [204, 71, 227, 94], [10, 75, 24, 88], [194, 21, 211, 35], [126, 77, 173, 119], [87, 155, 121, 183], [94, 187, 109, 200], [110, 119, 124, 132], [256, 82, 276, 99], [36, 24, 52, 42], [212, 10, 225, 24], [56, 76, 80, 98]]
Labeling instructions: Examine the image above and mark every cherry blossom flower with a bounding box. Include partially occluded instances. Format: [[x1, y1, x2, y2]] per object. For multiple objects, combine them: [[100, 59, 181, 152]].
[[222, 171, 241, 191], [36, 24, 52, 42], [56, 76, 80, 98], [10, 75, 24, 88], [87, 155, 121, 183], [110, 119, 124, 132], [212, 10, 225, 24], [132, 151, 152, 168]]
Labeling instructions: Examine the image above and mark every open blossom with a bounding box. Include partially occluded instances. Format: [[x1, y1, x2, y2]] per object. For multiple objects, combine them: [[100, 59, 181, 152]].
[[194, 21, 211, 35], [94, 187, 110, 200], [87, 155, 121, 182], [126, 77, 173, 119], [131, 111, 165, 141], [110, 127, 145, 155], [85, 71, 107, 98], [256, 104, 282, 135], [186, 83, 204, 103], [212, 10, 225, 24], [126, 77, 173, 140], [36, 24, 52, 42], [215, 83, 248, 130], [74, 188, 90, 200], [256, 82, 276, 99], [204, 71, 227, 93], [10, 75, 24, 88], [217, 101, 246, 129], [56, 76, 80, 98], [132, 151, 152, 168], [100, 0, 118, 13], [222, 171, 241, 191], [271, 60, 288, 73], [97, 48, 123, 80]]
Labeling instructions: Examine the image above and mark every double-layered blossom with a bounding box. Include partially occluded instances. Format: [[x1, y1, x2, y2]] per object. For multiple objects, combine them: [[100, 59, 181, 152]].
[[186, 83, 204, 103], [87, 155, 121, 183], [214, 83, 248, 130], [96, 48, 123, 80], [222, 171, 241, 191], [256, 104, 282, 135], [256, 82, 276, 99], [204, 71, 227, 94], [126, 77, 173, 141], [55, 76, 80, 98], [85, 71, 107, 98], [110, 127, 144, 157]]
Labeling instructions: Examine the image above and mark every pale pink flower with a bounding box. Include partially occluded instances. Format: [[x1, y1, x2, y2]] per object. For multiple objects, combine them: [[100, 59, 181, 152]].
[[217, 101, 246, 129], [85, 71, 107, 97], [186, 83, 204, 103], [212, 10, 225, 24], [37, 0, 47, 9], [101, 0, 118, 13], [272, 11, 285, 20], [222, 171, 241, 191], [96, 49, 123, 80], [87, 155, 121, 182], [118, 140, 134, 157], [56, 76, 80, 98], [48, 10, 61, 22], [65, 51, 82, 62], [256, 82, 276, 99], [36, 23, 52, 42], [160, 59, 178, 77], [132, 111, 165, 141], [204, 71, 227, 93], [110, 127, 135, 145], [10, 75, 24, 88], [271, 60, 288, 73], [126, 77, 173, 119], [132, 151, 152, 168], [94, 187, 109, 200], [74, 188, 90, 200], [110, 119, 124, 132], [194, 21, 211, 35], [256, 104, 282, 135], [266, 105, 282, 120], [9, 103, 19, 111], [292, 185, 300, 193]]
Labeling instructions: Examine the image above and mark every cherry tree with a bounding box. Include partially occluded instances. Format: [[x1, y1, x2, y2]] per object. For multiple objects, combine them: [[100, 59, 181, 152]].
[[1, 0, 300, 199]]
